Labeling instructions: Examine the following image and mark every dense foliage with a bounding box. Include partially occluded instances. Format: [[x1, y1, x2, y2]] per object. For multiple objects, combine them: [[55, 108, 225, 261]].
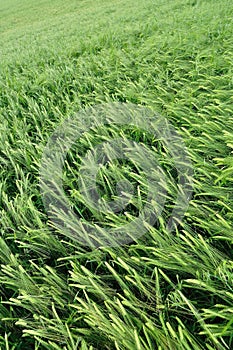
[[0, 0, 233, 349]]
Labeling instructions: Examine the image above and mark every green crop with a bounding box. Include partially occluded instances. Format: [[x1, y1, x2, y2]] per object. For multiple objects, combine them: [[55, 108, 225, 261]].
[[0, 0, 233, 349]]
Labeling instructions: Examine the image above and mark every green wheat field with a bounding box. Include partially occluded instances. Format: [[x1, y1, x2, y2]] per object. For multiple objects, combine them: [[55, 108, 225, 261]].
[[0, 0, 233, 349]]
